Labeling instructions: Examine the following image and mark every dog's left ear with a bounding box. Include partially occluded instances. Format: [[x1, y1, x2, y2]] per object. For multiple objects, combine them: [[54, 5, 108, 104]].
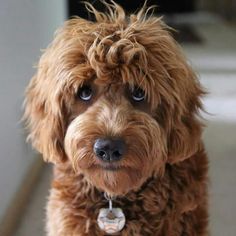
[[164, 65, 205, 164]]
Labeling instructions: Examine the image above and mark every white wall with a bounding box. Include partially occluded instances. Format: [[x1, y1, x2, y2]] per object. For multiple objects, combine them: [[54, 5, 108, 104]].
[[0, 0, 66, 222]]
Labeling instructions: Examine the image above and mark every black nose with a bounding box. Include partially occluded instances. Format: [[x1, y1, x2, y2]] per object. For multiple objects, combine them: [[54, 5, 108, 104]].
[[93, 138, 126, 162]]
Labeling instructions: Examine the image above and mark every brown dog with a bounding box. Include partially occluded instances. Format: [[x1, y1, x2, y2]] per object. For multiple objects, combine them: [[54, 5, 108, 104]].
[[24, 1, 208, 235]]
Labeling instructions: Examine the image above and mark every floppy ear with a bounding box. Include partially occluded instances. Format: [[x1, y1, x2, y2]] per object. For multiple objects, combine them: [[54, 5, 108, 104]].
[[127, 14, 205, 164], [24, 67, 67, 163], [166, 67, 205, 164], [167, 108, 203, 164], [23, 18, 95, 163]]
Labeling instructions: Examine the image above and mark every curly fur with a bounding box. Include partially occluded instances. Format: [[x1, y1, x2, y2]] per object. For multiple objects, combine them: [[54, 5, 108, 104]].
[[24, 1, 208, 235]]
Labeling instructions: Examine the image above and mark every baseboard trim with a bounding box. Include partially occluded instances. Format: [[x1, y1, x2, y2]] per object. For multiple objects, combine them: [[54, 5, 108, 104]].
[[0, 155, 44, 236]]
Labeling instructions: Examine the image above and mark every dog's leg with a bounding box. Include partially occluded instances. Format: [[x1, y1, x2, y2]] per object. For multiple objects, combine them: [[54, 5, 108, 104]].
[[46, 190, 94, 236], [163, 148, 209, 236], [44, 164, 104, 236]]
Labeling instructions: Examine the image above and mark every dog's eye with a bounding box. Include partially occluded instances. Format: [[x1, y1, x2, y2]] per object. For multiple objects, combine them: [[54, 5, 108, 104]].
[[131, 87, 145, 102], [77, 85, 92, 101]]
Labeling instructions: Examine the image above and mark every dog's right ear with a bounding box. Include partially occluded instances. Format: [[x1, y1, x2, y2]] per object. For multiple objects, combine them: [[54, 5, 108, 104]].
[[23, 70, 67, 164], [23, 17, 94, 163]]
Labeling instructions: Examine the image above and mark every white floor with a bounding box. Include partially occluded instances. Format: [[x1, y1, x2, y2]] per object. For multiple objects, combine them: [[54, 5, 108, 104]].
[[13, 13, 236, 236]]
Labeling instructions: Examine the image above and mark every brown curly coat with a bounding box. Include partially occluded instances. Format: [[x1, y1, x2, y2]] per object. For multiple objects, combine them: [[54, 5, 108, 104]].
[[24, 1, 208, 235]]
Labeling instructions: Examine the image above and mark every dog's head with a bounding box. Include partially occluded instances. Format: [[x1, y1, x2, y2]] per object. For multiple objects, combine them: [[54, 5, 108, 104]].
[[24, 2, 205, 196]]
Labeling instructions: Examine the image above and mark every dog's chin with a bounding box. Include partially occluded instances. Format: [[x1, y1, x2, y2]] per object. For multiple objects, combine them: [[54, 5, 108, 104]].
[[84, 164, 146, 196]]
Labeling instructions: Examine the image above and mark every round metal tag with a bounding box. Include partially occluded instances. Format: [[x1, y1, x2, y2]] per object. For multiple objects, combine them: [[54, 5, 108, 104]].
[[97, 208, 126, 234]]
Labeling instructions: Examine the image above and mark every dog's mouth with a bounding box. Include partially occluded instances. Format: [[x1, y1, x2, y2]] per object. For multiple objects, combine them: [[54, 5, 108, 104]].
[[93, 163, 123, 171], [102, 165, 121, 171]]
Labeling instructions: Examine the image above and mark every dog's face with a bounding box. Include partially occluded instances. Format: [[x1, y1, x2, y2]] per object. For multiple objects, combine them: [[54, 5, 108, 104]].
[[24, 3, 204, 196]]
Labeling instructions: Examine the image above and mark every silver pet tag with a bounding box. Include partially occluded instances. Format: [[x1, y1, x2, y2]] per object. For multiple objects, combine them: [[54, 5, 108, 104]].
[[97, 195, 126, 234]]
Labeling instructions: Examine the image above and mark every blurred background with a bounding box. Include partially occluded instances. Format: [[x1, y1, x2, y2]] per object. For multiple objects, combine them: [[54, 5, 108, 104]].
[[0, 0, 235, 235]]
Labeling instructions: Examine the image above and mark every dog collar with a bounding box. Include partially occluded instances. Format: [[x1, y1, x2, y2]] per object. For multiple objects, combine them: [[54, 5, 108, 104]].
[[97, 193, 126, 234]]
